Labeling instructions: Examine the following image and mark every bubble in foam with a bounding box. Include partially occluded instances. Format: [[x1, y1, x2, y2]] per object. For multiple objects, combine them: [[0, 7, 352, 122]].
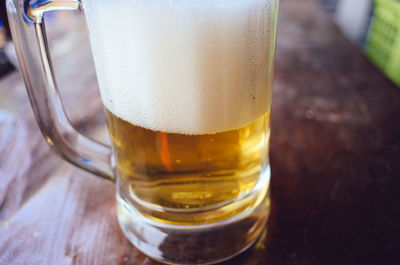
[[83, 0, 275, 134]]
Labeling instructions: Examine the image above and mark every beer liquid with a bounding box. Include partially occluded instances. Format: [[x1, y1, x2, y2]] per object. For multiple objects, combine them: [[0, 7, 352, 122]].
[[106, 109, 270, 224]]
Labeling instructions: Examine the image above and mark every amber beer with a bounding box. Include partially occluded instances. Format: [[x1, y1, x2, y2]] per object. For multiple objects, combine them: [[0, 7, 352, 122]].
[[82, 0, 277, 262], [106, 109, 270, 224]]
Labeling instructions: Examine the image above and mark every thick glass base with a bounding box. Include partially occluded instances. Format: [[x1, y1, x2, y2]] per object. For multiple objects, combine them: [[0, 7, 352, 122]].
[[117, 168, 270, 265]]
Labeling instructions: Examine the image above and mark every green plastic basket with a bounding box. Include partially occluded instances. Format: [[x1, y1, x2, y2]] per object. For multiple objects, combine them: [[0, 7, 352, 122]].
[[366, 0, 400, 86]]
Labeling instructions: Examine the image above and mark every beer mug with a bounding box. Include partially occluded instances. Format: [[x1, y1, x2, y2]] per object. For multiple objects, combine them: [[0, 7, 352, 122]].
[[7, 0, 279, 264]]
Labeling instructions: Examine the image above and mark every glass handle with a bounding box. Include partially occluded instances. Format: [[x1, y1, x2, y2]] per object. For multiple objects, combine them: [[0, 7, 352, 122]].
[[6, 0, 114, 181]]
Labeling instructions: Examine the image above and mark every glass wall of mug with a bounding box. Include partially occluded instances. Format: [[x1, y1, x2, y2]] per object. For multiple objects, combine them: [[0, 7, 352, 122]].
[[7, 0, 279, 264]]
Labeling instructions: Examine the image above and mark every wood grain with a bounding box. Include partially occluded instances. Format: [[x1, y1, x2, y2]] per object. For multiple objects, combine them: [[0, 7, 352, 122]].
[[1, 0, 399, 264]]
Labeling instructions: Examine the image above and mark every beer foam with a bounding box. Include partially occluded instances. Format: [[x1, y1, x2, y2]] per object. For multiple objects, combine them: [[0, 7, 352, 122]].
[[83, 0, 275, 134]]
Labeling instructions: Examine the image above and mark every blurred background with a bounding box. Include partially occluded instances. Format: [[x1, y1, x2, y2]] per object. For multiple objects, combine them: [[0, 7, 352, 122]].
[[319, 0, 400, 86]]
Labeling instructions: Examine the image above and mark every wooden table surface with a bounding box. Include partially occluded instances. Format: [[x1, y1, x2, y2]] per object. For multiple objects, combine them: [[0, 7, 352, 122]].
[[1, 0, 400, 264]]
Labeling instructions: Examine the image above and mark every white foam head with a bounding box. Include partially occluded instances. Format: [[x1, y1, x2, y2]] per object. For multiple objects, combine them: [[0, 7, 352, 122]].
[[82, 0, 275, 134]]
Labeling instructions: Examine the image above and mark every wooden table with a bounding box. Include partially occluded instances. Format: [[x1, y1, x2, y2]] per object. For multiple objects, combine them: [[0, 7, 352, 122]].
[[1, 0, 399, 264]]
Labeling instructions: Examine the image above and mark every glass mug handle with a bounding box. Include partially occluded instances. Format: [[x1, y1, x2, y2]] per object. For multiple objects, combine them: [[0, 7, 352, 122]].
[[7, 0, 114, 180]]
